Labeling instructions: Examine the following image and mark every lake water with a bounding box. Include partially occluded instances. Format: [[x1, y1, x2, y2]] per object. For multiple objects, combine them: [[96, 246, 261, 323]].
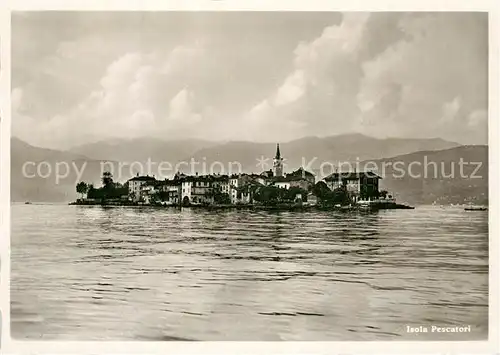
[[11, 204, 488, 341]]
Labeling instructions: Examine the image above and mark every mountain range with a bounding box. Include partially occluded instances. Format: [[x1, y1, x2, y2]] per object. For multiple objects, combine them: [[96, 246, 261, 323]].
[[69, 133, 460, 173], [10, 134, 487, 205], [360, 145, 488, 205]]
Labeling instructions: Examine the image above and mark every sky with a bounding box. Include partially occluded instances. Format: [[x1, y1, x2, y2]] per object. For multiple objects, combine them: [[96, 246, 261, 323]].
[[12, 12, 488, 149]]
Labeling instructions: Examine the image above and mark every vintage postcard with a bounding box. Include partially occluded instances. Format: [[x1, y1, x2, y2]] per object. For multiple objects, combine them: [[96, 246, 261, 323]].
[[0, 0, 499, 354]]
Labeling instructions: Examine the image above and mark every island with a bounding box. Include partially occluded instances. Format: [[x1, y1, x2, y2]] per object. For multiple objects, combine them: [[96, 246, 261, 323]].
[[71, 144, 414, 211]]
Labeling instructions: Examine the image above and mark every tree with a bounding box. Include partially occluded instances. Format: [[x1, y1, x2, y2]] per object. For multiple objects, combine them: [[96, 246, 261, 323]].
[[312, 181, 331, 199], [312, 181, 334, 205], [87, 184, 97, 199], [285, 187, 307, 202], [76, 181, 88, 200], [106, 184, 128, 199], [253, 186, 307, 205], [214, 192, 231, 205], [331, 187, 350, 205], [100, 171, 114, 200], [254, 186, 281, 205], [157, 190, 169, 202], [102, 171, 114, 189], [312, 181, 351, 207]]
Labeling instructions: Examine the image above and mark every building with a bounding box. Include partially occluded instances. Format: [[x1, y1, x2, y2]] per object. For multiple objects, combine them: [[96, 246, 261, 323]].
[[181, 177, 193, 205], [243, 173, 267, 186], [191, 175, 216, 205], [212, 175, 231, 195], [287, 167, 315, 186], [140, 184, 157, 204], [127, 174, 157, 200], [268, 166, 315, 191], [323, 171, 382, 202], [227, 174, 266, 204], [157, 179, 182, 205], [178, 174, 233, 205], [119, 144, 319, 205], [286, 167, 315, 191], [273, 143, 284, 177], [270, 175, 311, 191], [272, 177, 291, 190], [261, 169, 274, 179], [229, 174, 240, 204]]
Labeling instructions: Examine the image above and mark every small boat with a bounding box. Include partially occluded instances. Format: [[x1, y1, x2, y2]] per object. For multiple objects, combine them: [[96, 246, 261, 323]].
[[25, 201, 32, 205], [464, 206, 487, 211]]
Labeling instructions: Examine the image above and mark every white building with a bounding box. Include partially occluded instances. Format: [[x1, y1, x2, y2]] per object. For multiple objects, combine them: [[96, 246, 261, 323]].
[[229, 176, 239, 204], [127, 174, 157, 200], [181, 180, 193, 204], [274, 181, 291, 189], [220, 179, 231, 195]]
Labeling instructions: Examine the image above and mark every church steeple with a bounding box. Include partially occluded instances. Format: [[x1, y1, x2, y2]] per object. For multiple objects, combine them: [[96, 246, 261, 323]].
[[275, 143, 281, 159], [273, 143, 284, 177]]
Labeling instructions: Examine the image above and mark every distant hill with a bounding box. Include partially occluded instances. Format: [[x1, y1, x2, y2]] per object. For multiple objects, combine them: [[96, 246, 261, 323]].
[[11, 138, 121, 202], [359, 145, 488, 206], [69, 137, 218, 164], [67, 134, 459, 173], [185, 134, 460, 174], [11, 135, 482, 205]]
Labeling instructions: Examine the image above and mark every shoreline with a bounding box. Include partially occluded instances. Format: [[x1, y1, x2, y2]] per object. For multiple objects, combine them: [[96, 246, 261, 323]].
[[68, 200, 415, 211]]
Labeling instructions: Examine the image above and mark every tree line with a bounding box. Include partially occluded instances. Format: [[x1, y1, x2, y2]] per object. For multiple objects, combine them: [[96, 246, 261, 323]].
[[76, 172, 128, 201]]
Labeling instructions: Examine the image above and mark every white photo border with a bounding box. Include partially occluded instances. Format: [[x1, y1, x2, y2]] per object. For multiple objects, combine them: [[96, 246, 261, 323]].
[[0, 0, 498, 354]]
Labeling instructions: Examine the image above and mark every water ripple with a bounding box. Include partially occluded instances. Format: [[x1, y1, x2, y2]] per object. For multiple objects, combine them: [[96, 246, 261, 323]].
[[11, 205, 488, 341]]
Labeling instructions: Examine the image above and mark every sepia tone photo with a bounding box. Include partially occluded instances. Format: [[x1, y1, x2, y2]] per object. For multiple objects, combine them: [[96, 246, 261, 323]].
[[10, 11, 489, 341]]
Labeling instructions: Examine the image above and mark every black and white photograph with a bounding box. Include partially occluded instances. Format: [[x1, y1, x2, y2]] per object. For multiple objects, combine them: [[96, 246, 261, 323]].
[[6, 9, 495, 346]]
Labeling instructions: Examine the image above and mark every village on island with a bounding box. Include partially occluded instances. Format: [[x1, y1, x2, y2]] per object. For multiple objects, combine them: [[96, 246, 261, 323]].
[[73, 144, 413, 210]]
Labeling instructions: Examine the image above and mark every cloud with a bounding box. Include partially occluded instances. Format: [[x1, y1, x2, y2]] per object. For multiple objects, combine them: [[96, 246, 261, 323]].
[[274, 70, 306, 106], [240, 13, 487, 145], [242, 13, 385, 141], [468, 110, 488, 127], [168, 89, 201, 123], [358, 13, 488, 143], [12, 43, 207, 148], [12, 12, 488, 148], [162, 88, 208, 138], [441, 97, 462, 125]]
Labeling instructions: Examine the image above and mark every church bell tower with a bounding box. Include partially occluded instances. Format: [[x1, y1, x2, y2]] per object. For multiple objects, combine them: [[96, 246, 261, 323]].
[[273, 143, 284, 177]]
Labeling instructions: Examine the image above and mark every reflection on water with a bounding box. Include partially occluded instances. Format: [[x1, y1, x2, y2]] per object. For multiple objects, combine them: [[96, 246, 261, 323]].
[[11, 205, 488, 340]]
